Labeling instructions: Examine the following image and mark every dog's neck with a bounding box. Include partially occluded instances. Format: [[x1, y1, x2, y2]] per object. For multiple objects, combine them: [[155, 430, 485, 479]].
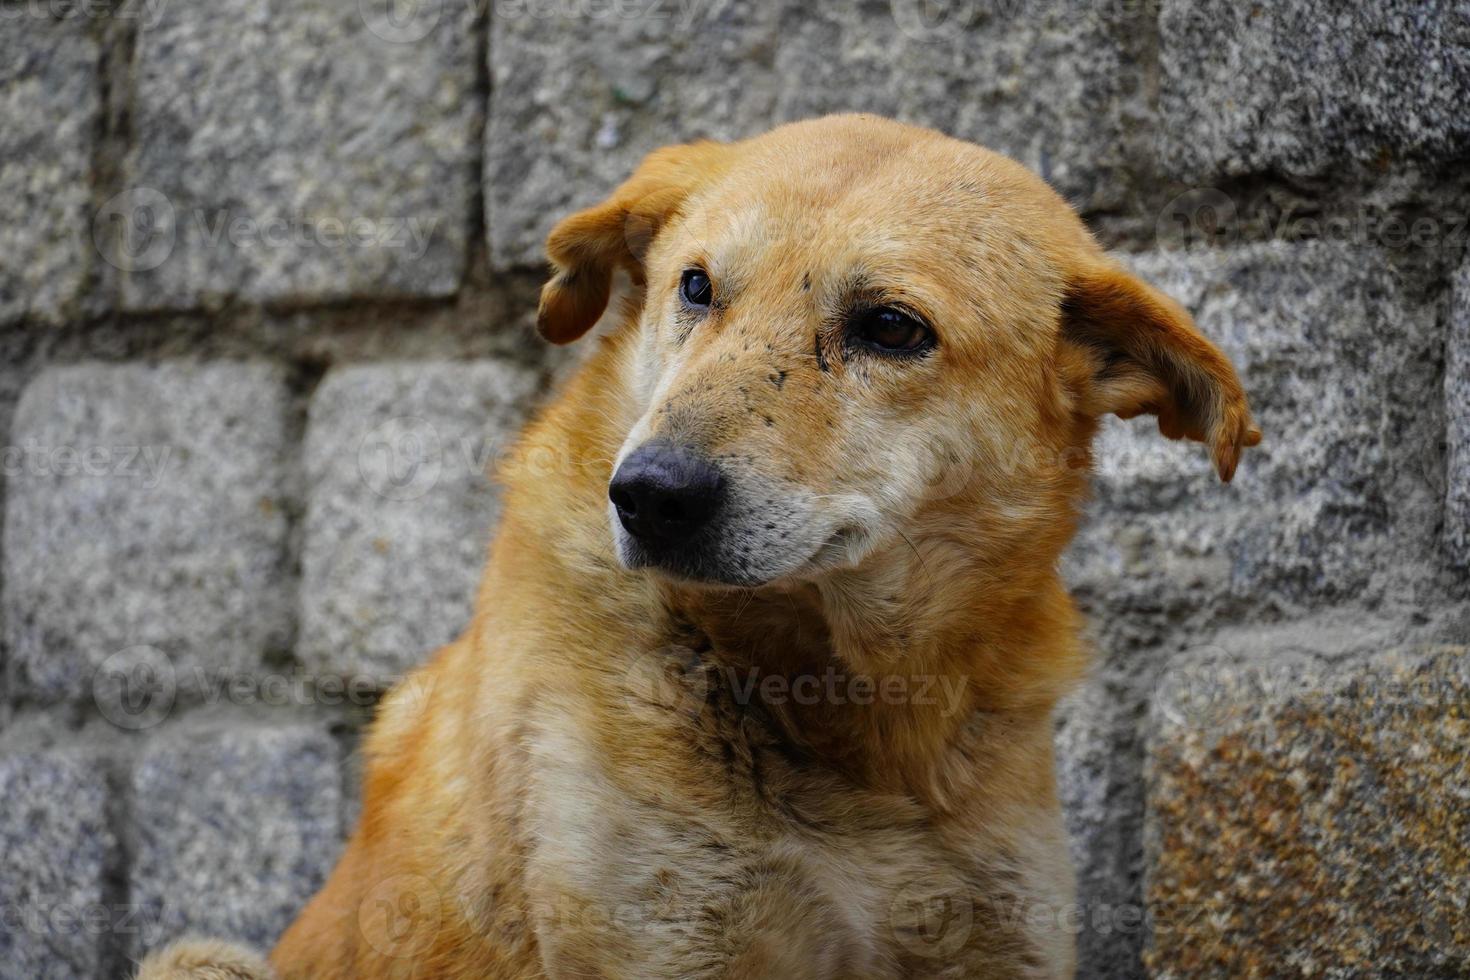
[[656, 524, 1084, 809]]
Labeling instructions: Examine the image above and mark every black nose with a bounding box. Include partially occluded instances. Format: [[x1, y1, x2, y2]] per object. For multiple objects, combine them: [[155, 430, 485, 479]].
[[609, 442, 725, 544]]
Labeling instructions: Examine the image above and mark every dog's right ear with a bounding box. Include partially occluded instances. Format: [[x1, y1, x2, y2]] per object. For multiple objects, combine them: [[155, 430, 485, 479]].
[[537, 140, 733, 344], [1058, 260, 1261, 482]]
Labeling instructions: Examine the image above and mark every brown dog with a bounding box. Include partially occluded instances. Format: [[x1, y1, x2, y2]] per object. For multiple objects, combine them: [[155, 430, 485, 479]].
[[139, 114, 1257, 979]]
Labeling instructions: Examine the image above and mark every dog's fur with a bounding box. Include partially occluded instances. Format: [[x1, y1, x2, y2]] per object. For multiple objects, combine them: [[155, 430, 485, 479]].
[[138, 115, 1257, 979]]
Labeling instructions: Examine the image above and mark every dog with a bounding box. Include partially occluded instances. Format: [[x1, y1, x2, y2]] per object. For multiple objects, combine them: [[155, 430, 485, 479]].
[[138, 114, 1258, 979]]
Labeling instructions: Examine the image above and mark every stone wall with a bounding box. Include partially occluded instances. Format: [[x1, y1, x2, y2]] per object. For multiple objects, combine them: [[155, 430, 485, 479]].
[[1, 1, 1467, 977]]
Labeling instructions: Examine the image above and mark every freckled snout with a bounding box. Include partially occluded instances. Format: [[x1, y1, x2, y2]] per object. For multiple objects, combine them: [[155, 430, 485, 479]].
[[609, 442, 726, 545]]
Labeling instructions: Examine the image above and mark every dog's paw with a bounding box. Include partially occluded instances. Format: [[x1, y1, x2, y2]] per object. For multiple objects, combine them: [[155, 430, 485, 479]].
[[134, 938, 276, 980]]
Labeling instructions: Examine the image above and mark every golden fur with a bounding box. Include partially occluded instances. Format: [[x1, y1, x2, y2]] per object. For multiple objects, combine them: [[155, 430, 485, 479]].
[[140, 115, 1257, 979], [134, 938, 275, 979]]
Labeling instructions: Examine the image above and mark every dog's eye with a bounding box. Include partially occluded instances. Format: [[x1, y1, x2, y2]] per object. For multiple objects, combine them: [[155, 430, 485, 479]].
[[680, 269, 713, 308], [850, 306, 933, 354]]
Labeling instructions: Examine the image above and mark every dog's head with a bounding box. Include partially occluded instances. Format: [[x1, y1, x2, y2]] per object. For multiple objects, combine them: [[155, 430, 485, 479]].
[[538, 115, 1259, 588]]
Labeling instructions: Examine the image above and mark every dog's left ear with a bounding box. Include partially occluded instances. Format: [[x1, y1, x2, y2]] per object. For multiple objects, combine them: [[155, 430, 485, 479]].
[[537, 140, 733, 344], [1058, 261, 1261, 481]]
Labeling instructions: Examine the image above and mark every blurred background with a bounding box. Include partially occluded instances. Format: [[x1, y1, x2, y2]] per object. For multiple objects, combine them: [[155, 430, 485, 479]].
[[1, 0, 1467, 977]]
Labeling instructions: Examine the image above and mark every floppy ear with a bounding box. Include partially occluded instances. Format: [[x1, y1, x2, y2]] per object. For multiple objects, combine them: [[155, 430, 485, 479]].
[[537, 140, 733, 344], [1059, 261, 1261, 481]]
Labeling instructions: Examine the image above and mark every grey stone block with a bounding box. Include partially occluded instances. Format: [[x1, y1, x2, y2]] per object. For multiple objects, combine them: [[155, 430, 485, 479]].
[[1054, 679, 1144, 979], [1054, 684, 1109, 880], [486, 0, 779, 268], [1143, 641, 1470, 977], [486, 0, 1148, 267], [1158, 0, 1470, 180], [1448, 259, 1470, 570], [120, 0, 480, 309], [767, 3, 1146, 213], [300, 361, 541, 681], [130, 722, 342, 958], [0, 18, 100, 326], [1063, 241, 1442, 614], [0, 748, 117, 980], [3, 363, 295, 705]]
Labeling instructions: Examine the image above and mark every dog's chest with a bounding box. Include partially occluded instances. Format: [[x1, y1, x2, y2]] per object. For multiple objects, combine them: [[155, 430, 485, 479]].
[[516, 666, 1071, 979]]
